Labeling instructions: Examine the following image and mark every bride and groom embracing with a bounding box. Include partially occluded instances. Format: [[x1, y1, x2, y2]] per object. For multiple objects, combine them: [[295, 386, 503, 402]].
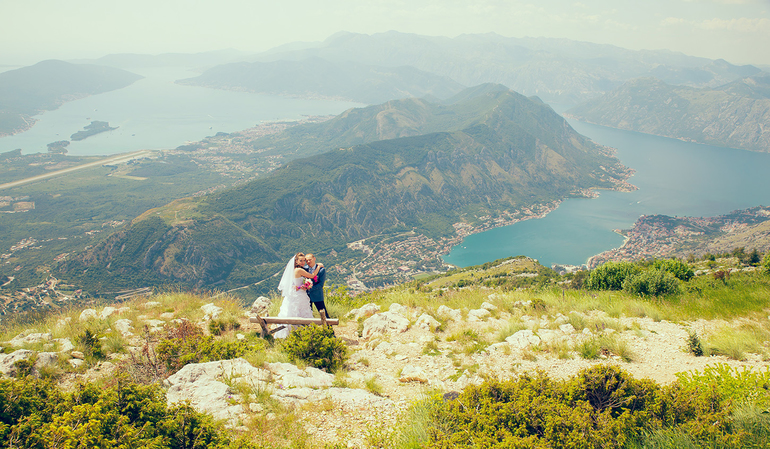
[[274, 252, 329, 338]]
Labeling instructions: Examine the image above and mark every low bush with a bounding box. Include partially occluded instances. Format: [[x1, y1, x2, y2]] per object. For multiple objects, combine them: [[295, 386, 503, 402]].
[[280, 324, 348, 371], [585, 261, 641, 291], [155, 320, 248, 373], [0, 374, 257, 448], [623, 269, 681, 297], [652, 259, 694, 281], [418, 364, 763, 449]]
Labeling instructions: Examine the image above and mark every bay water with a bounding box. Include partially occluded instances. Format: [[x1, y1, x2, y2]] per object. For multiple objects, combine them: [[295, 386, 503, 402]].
[[443, 120, 770, 268], [0, 67, 361, 156]]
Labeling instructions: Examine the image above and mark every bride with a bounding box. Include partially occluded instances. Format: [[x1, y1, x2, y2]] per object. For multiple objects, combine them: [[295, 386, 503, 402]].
[[274, 252, 323, 338]]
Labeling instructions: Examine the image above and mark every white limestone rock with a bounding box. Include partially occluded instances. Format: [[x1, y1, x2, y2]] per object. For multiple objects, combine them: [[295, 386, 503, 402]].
[[250, 296, 272, 316], [143, 319, 166, 332], [399, 365, 428, 383], [165, 358, 269, 427], [537, 329, 560, 344], [467, 308, 491, 322], [415, 313, 440, 331], [505, 330, 541, 349], [437, 305, 462, 322], [388, 303, 406, 315], [347, 303, 381, 319], [79, 309, 98, 321], [200, 303, 223, 321], [56, 338, 74, 352], [362, 311, 410, 339], [100, 307, 117, 319], [68, 359, 85, 368], [559, 324, 576, 334], [114, 319, 134, 337], [0, 349, 34, 377], [266, 362, 335, 389], [480, 302, 498, 311], [34, 352, 59, 370], [142, 301, 161, 309], [9, 332, 52, 347]]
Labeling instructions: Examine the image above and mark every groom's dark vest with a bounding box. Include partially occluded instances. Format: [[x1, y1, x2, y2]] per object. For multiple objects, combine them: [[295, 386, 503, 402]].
[[306, 265, 326, 303]]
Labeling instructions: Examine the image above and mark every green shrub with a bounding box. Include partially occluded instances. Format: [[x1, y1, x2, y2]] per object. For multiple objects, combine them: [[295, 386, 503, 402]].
[[0, 374, 238, 448], [676, 364, 770, 407], [652, 259, 694, 281], [418, 364, 757, 449], [155, 320, 247, 373], [77, 328, 106, 360], [585, 261, 641, 291], [686, 332, 703, 357], [623, 269, 681, 297], [280, 325, 348, 371]]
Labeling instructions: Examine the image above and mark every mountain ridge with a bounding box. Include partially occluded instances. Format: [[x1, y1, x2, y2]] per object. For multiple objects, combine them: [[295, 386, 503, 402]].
[[566, 74, 770, 152], [58, 86, 631, 293]]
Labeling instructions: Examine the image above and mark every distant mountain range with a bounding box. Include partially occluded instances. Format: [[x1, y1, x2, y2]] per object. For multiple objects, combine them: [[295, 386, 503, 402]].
[[177, 57, 466, 104], [59, 86, 631, 291], [566, 73, 770, 152], [237, 31, 761, 104], [0, 60, 142, 136]]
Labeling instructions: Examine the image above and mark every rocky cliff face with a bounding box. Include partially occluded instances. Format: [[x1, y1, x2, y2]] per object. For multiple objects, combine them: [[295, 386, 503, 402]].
[[567, 74, 770, 152]]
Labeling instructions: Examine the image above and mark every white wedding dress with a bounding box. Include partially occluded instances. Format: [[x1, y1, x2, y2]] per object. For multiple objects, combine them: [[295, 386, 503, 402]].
[[273, 276, 314, 339]]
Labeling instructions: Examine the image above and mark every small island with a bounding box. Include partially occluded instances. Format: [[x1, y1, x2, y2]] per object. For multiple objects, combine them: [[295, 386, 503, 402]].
[[70, 121, 117, 141]]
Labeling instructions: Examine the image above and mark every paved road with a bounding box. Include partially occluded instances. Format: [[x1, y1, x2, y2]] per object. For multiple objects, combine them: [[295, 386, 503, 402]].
[[0, 150, 154, 191]]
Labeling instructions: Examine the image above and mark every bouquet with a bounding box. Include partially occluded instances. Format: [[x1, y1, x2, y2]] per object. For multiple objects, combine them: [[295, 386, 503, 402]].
[[297, 278, 313, 291]]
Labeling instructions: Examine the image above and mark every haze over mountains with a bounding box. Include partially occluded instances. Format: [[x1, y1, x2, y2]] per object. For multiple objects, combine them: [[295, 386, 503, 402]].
[[0, 60, 142, 136], [181, 31, 761, 105]]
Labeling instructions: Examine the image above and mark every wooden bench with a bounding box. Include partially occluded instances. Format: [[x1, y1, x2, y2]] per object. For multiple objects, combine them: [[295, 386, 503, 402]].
[[249, 311, 339, 338]]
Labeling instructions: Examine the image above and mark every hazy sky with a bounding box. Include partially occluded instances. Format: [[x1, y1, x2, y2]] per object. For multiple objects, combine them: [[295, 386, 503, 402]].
[[2, 0, 769, 66]]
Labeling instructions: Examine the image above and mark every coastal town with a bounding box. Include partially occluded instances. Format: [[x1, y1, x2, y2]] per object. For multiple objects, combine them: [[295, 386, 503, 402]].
[[588, 206, 770, 268]]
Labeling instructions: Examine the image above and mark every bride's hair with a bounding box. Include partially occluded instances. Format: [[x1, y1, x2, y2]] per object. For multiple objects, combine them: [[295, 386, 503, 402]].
[[294, 252, 305, 267]]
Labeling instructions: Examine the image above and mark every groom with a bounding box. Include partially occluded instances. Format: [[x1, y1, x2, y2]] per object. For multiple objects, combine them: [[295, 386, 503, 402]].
[[304, 253, 329, 318]]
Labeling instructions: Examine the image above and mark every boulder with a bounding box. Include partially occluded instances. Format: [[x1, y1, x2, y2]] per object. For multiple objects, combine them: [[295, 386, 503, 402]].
[[9, 332, 52, 347], [415, 313, 440, 331], [347, 303, 381, 319], [56, 338, 74, 352], [467, 309, 491, 322], [266, 362, 335, 389], [480, 302, 498, 311], [143, 319, 165, 332], [537, 329, 559, 344], [100, 307, 117, 319], [250, 296, 271, 316], [142, 301, 161, 309], [201, 303, 223, 321], [114, 319, 134, 337], [0, 349, 33, 377], [68, 359, 85, 368], [79, 309, 98, 321], [362, 311, 410, 339], [399, 365, 428, 383], [388, 303, 406, 315], [505, 330, 541, 349], [34, 352, 59, 370], [165, 358, 269, 427], [559, 323, 576, 334], [437, 305, 462, 322]]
